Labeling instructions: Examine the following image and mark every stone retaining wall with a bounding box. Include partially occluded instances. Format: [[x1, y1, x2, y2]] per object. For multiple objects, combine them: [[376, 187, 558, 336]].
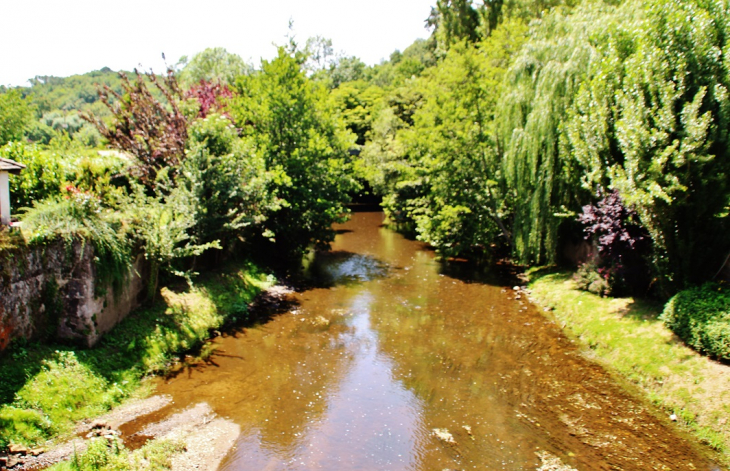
[[0, 239, 147, 350]]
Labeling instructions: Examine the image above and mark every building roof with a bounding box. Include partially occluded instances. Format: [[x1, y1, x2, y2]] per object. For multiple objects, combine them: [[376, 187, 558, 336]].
[[0, 158, 26, 175]]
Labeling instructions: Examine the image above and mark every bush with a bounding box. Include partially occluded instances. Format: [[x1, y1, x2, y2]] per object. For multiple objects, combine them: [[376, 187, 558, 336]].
[[573, 260, 612, 297], [2, 138, 123, 211], [1, 142, 71, 209], [577, 189, 650, 296], [661, 283, 730, 360]]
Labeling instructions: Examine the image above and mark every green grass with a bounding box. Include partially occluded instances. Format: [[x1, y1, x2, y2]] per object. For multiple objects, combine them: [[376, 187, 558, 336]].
[[46, 437, 185, 471], [0, 227, 24, 251], [527, 270, 730, 465], [0, 259, 275, 450]]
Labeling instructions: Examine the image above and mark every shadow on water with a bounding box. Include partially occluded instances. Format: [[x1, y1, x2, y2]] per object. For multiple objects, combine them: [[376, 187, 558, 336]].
[[161, 288, 302, 382], [298, 250, 389, 289], [436, 258, 521, 287]]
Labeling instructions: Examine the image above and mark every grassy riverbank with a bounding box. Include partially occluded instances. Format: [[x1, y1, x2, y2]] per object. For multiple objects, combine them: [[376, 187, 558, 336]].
[[0, 260, 275, 450], [527, 270, 730, 465]]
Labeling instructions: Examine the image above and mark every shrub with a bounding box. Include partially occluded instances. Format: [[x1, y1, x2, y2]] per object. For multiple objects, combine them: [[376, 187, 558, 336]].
[[2, 142, 71, 209], [661, 282, 730, 360], [21, 192, 131, 295], [83, 69, 188, 188], [2, 139, 123, 210], [573, 259, 612, 297], [184, 80, 233, 119], [577, 189, 650, 296]]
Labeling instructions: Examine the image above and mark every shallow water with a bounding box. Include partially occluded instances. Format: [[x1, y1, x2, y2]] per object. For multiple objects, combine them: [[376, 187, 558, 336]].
[[142, 212, 715, 470]]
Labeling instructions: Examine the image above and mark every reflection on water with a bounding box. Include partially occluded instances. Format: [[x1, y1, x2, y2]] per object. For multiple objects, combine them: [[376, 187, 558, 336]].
[[302, 251, 389, 286], [147, 212, 715, 471], [224, 291, 425, 470]]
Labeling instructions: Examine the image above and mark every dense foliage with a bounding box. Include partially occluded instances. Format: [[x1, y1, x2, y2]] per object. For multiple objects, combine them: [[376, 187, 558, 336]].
[[231, 48, 358, 258], [576, 189, 649, 295], [82, 70, 188, 187], [355, 0, 730, 297], [7, 1, 727, 298], [661, 283, 730, 361], [0, 89, 34, 145], [177, 47, 251, 88], [3, 0, 730, 458], [2, 45, 357, 294]]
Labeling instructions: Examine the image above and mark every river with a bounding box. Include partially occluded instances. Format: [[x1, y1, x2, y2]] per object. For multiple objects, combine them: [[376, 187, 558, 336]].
[[133, 212, 716, 470]]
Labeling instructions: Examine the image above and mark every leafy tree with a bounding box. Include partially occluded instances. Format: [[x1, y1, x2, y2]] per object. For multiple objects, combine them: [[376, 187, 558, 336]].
[[499, 0, 581, 23], [331, 81, 384, 146], [178, 113, 280, 251], [304, 36, 336, 75], [0, 89, 34, 145], [361, 107, 409, 198], [178, 47, 250, 88], [367, 40, 437, 89], [427, 0, 481, 56], [387, 22, 525, 259], [83, 70, 188, 188], [327, 56, 368, 88], [568, 0, 730, 292], [124, 182, 219, 297], [231, 48, 359, 258]]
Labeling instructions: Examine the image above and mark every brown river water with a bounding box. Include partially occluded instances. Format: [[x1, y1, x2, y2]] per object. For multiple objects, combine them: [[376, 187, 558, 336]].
[[130, 212, 717, 470]]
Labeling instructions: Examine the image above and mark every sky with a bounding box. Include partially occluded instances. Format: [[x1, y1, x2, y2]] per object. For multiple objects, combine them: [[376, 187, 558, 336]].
[[1, 0, 435, 87]]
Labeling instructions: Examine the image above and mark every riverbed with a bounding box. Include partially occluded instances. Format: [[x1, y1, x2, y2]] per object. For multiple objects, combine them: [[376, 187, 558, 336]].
[[125, 212, 716, 470]]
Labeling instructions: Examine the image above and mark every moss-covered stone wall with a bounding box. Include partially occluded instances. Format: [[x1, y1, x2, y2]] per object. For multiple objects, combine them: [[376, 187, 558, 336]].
[[0, 239, 147, 349]]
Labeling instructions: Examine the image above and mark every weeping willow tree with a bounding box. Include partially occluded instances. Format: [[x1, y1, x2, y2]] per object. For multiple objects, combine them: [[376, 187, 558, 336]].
[[496, 3, 620, 264], [567, 0, 730, 292]]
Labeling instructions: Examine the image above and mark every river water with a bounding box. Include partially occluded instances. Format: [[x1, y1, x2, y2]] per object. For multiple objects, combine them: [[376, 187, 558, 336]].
[[143, 212, 715, 470]]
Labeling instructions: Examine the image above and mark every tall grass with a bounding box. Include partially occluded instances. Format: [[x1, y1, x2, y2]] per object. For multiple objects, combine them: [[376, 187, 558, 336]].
[[20, 195, 130, 296]]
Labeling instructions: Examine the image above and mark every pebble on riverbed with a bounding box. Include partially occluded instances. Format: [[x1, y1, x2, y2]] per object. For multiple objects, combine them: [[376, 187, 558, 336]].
[[432, 428, 456, 444], [0, 445, 45, 470], [85, 420, 121, 440], [536, 450, 578, 471]]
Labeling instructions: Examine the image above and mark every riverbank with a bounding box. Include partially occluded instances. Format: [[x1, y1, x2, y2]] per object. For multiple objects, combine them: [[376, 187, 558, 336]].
[[0, 259, 275, 462], [526, 270, 730, 466]]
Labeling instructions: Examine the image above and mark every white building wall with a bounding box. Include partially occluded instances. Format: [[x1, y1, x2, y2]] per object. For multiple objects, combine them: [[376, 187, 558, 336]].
[[0, 171, 10, 225]]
